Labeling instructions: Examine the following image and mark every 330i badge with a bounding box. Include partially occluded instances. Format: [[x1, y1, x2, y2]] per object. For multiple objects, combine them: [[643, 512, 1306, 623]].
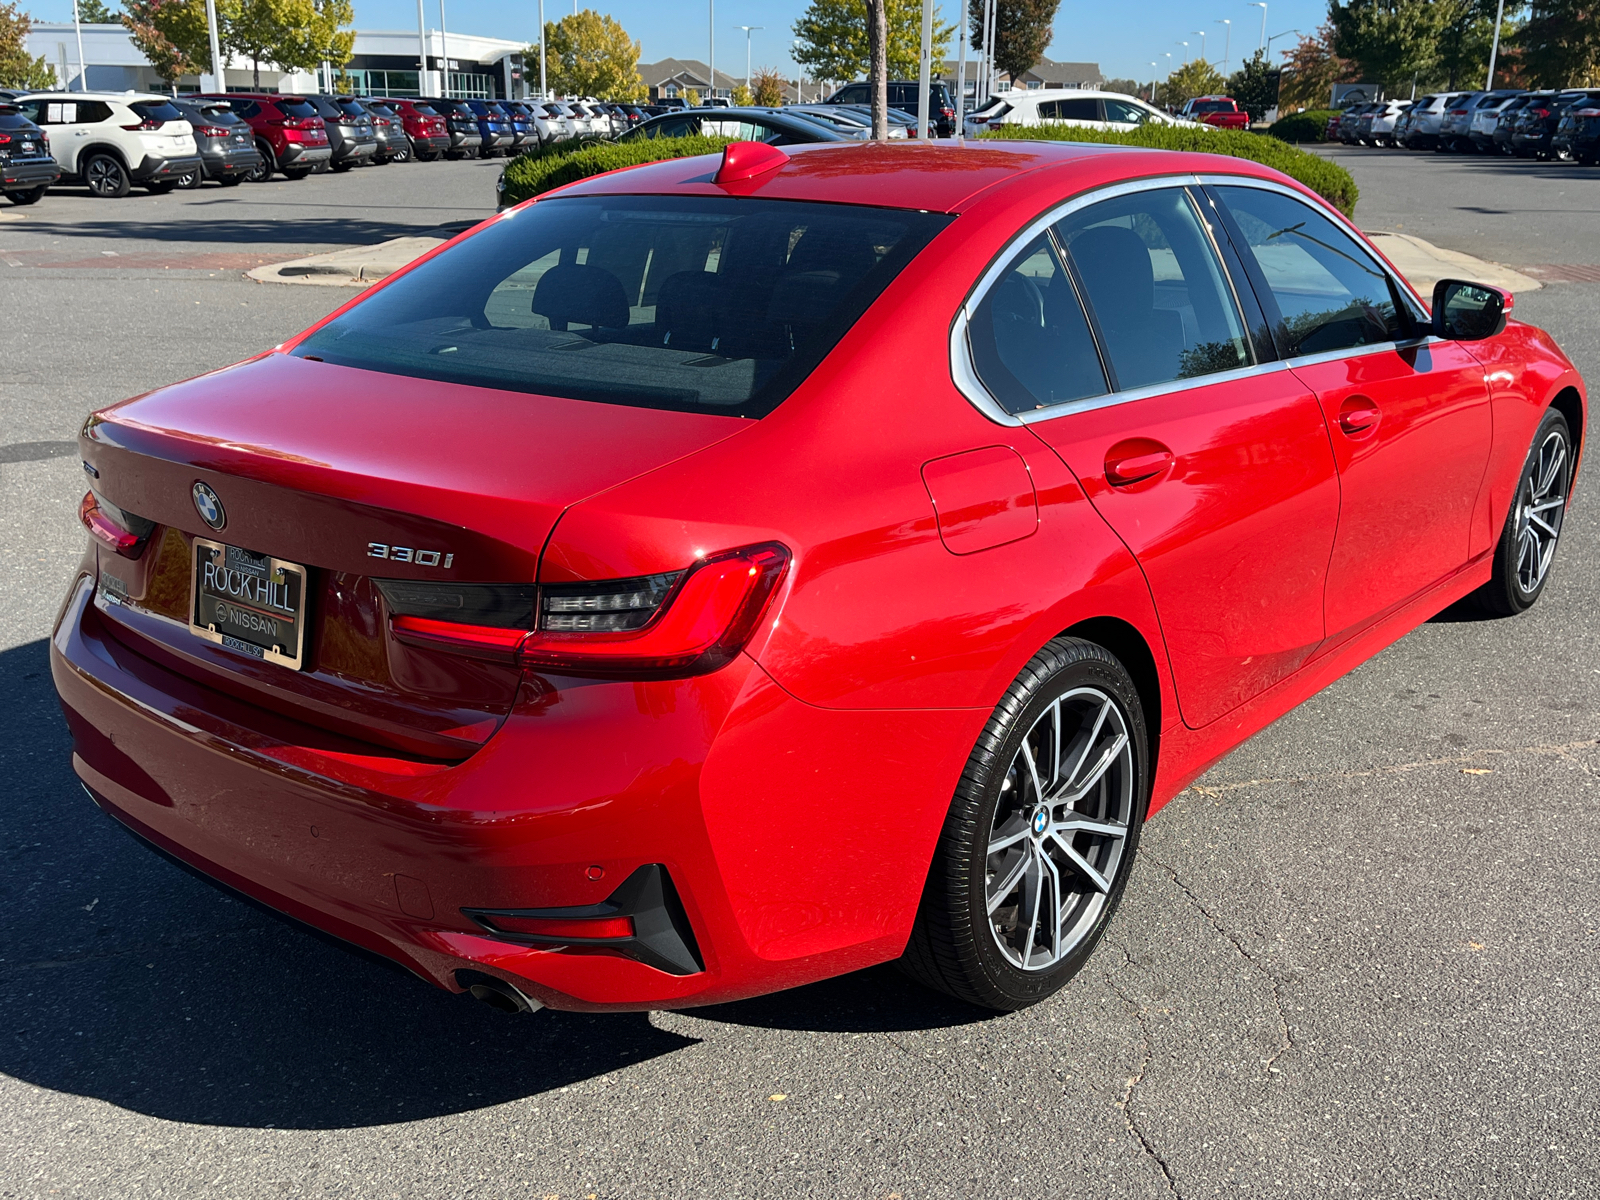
[[53, 140, 1585, 1016]]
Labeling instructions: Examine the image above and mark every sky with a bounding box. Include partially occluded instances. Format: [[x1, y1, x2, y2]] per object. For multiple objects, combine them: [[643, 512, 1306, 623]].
[[30, 0, 1334, 88]]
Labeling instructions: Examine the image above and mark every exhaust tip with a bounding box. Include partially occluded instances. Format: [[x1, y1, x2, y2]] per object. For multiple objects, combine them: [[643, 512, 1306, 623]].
[[455, 969, 543, 1015]]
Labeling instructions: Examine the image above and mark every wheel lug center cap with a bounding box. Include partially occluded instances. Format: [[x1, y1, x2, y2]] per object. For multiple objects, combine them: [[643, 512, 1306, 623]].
[[1031, 806, 1050, 837]]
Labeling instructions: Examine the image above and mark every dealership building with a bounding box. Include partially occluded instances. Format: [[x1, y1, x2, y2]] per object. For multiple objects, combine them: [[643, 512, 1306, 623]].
[[26, 22, 529, 99]]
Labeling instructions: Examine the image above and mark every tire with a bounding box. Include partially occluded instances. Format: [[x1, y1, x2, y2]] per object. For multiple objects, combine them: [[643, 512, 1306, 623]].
[[331, 159, 353, 172], [176, 166, 202, 189], [283, 167, 312, 181], [1473, 408, 1574, 616], [82, 152, 130, 198], [900, 637, 1150, 1012], [388, 145, 411, 163], [216, 174, 243, 186], [144, 180, 177, 194], [5, 184, 46, 205], [244, 145, 274, 182]]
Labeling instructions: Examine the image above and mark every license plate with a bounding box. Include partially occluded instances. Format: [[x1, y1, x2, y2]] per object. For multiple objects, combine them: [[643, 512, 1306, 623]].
[[190, 538, 308, 670]]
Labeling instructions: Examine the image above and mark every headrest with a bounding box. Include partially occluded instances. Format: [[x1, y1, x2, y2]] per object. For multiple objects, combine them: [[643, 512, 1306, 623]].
[[656, 270, 724, 350], [531, 263, 629, 332], [1066, 226, 1155, 320]]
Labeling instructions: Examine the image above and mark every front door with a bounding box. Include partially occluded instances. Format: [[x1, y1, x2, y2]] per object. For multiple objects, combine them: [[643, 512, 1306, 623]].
[[1210, 184, 1493, 640]]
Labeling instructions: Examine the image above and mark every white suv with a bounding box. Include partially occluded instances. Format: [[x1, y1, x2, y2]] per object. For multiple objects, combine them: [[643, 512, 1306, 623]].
[[16, 91, 199, 198], [963, 89, 1201, 137]]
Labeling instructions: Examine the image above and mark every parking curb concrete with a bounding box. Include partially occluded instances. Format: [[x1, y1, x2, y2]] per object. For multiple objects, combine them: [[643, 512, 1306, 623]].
[[247, 235, 446, 286], [1364, 230, 1542, 295]]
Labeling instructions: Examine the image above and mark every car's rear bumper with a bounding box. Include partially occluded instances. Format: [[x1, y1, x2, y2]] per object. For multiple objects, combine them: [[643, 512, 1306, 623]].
[[448, 131, 483, 151], [2, 157, 60, 189], [280, 144, 333, 166], [52, 570, 972, 1011], [132, 153, 203, 182], [330, 138, 378, 163], [408, 133, 449, 151], [199, 145, 262, 176]]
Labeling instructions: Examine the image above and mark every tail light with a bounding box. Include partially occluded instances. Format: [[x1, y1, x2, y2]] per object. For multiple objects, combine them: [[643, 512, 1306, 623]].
[[1531, 108, 1549, 119], [276, 117, 321, 130], [380, 542, 790, 679], [0, 133, 9, 143], [80, 490, 155, 559], [195, 124, 231, 137], [121, 118, 163, 131]]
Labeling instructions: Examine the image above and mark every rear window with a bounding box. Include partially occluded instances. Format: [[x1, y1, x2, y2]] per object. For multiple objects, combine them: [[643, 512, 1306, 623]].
[[337, 100, 367, 116], [832, 85, 868, 104], [1191, 100, 1234, 113], [292, 195, 949, 418], [276, 98, 319, 119], [130, 100, 185, 123], [411, 103, 439, 116]]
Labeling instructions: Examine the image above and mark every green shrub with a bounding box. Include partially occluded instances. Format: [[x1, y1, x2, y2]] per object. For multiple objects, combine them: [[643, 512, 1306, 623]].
[[1265, 109, 1340, 145], [979, 122, 1358, 216], [498, 136, 734, 206]]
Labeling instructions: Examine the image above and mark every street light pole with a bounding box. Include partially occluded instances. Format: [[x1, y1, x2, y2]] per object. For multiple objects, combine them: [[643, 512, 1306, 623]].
[[1485, 0, 1506, 89], [416, 0, 429, 97], [735, 25, 762, 91], [1191, 30, 1206, 67], [438, 0, 450, 98], [916, 0, 932, 138], [204, 0, 223, 91], [538, 0, 546, 99], [1216, 19, 1231, 75], [956, 0, 967, 141], [708, 0, 715, 105], [1177, 40, 1189, 65], [1247, 2, 1267, 54], [70, 0, 86, 91], [1149, 62, 1158, 103]]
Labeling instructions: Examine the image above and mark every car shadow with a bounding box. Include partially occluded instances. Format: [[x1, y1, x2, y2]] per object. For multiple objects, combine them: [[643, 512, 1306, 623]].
[[14, 214, 488, 249], [0, 636, 990, 1129]]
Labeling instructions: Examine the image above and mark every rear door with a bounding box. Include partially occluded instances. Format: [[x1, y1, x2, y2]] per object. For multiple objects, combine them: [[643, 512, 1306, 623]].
[[1210, 182, 1492, 643], [1013, 183, 1342, 728]]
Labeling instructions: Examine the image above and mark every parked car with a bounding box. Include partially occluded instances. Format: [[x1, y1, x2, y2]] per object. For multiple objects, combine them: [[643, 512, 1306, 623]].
[[1468, 92, 1522, 151], [573, 101, 619, 138], [196, 93, 331, 181], [620, 108, 852, 147], [14, 91, 198, 197], [169, 98, 260, 188], [1401, 92, 1459, 148], [1391, 103, 1417, 145], [362, 101, 409, 164], [965, 89, 1194, 137], [1369, 100, 1411, 146], [461, 99, 513, 156], [1337, 103, 1375, 143], [497, 101, 538, 152], [787, 103, 912, 138], [293, 94, 377, 171], [0, 100, 58, 204], [385, 98, 450, 161], [420, 98, 485, 158], [1178, 95, 1250, 129], [1553, 98, 1600, 164], [1509, 90, 1595, 157], [1437, 91, 1486, 150], [1490, 93, 1539, 154], [1548, 90, 1600, 160], [827, 79, 957, 136], [58, 140, 1587, 1018]]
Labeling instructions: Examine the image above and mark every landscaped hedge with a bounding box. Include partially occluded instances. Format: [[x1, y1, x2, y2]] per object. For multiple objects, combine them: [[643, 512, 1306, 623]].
[[498, 135, 734, 206], [980, 122, 1358, 216], [1265, 109, 1340, 145]]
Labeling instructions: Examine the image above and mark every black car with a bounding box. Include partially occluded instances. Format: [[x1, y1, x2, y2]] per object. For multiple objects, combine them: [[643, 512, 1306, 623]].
[[619, 107, 852, 145], [1553, 93, 1600, 164], [421, 98, 485, 157], [1492, 93, 1545, 154], [362, 100, 408, 163], [825, 79, 957, 136], [292, 95, 378, 170], [0, 102, 59, 204], [1510, 91, 1587, 158], [170, 98, 260, 187]]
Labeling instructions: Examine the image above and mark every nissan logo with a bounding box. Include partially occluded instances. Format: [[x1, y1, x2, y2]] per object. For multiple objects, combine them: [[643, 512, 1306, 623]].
[[192, 481, 226, 530]]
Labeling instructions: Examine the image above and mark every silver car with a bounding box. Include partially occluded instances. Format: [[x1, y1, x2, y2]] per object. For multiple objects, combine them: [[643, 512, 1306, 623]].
[[1402, 93, 1459, 149], [1468, 91, 1524, 151]]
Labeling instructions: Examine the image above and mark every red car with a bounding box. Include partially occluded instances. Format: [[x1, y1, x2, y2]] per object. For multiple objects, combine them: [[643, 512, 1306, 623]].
[[383, 98, 450, 161], [1181, 95, 1251, 129], [195, 93, 330, 180], [55, 140, 1585, 1015]]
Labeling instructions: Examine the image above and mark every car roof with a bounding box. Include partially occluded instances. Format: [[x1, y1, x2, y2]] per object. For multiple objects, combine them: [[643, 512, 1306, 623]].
[[18, 90, 165, 103], [549, 139, 1296, 216]]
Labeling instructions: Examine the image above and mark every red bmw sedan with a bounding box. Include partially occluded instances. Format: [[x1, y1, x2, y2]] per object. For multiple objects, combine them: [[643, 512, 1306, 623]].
[[54, 140, 1585, 1014]]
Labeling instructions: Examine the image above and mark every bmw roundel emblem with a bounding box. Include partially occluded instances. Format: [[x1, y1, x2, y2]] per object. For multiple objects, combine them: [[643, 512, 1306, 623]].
[[1031, 808, 1049, 836], [192, 481, 226, 530]]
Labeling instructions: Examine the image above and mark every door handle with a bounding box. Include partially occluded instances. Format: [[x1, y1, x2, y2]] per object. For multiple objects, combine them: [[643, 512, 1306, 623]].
[[1338, 396, 1381, 436], [1104, 442, 1175, 487]]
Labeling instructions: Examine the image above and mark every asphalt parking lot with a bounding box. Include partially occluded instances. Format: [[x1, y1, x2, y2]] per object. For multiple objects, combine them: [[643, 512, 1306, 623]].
[[2, 150, 1597, 1199]]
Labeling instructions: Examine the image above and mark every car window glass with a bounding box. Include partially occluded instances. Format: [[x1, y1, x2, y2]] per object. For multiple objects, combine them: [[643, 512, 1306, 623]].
[[1216, 185, 1405, 357], [1055, 188, 1251, 391], [642, 115, 698, 137], [1052, 98, 1098, 120], [1102, 99, 1148, 124], [130, 100, 183, 122], [277, 99, 318, 119], [294, 195, 949, 418], [968, 232, 1107, 413]]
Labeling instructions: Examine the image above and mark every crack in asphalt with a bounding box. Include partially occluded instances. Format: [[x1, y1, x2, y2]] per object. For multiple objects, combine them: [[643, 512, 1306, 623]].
[[1151, 859, 1296, 1088], [3, 923, 260, 976], [1104, 945, 1183, 1199], [1185, 737, 1600, 799]]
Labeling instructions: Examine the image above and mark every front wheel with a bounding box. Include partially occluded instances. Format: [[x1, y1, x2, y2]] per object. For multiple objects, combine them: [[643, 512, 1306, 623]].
[[5, 185, 46, 205], [83, 152, 131, 198], [1473, 408, 1573, 615], [900, 637, 1149, 1012]]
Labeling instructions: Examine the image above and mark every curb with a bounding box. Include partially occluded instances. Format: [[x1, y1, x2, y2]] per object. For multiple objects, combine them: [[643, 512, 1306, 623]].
[[1363, 231, 1542, 295]]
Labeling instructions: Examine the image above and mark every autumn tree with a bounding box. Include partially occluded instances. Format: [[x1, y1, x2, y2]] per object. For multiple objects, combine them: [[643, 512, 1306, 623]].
[[1277, 24, 1354, 108], [682, 86, 700, 106], [1158, 58, 1226, 108], [792, 0, 954, 83], [1520, 0, 1600, 87], [227, 0, 350, 88], [752, 65, 787, 105], [536, 9, 646, 100], [730, 83, 753, 105], [0, 0, 54, 88], [78, 0, 120, 21], [122, 0, 201, 90], [971, 0, 1060, 83]]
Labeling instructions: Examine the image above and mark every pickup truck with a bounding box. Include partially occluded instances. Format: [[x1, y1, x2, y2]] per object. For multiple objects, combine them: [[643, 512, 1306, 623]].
[[1179, 95, 1251, 130]]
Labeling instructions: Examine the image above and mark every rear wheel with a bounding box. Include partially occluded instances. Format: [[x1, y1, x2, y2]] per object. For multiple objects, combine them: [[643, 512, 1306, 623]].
[[5, 185, 46, 205], [175, 167, 202, 189], [244, 145, 274, 182], [216, 174, 243, 187], [900, 637, 1149, 1011], [283, 167, 312, 181], [331, 159, 353, 172], [83, 152, 130, 198], [1473, 408, 1573, 616]]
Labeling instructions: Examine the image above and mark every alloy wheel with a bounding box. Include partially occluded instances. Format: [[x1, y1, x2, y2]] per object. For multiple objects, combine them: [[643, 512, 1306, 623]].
[[86, 156, 128, 198], [1515, 428, 1568, 595], [985, 687, 1135, 972]]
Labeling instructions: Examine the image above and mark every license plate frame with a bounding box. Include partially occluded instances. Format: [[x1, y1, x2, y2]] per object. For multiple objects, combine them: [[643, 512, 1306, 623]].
[[189, 538, 308, 670]]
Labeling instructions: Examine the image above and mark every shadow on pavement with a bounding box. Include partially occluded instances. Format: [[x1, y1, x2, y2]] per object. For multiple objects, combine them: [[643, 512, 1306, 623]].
[[690, 963, 998, 1034], [12, 215, 483, 249]]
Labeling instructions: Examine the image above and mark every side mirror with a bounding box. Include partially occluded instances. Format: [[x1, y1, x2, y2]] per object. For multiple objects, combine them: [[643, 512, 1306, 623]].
[[1432, 279, 1512, 340]]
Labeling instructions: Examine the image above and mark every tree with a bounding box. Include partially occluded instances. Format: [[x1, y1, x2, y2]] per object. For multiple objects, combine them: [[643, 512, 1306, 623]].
[[1157, 58, 1226, 108], [971, 0, 1060, 83], [682, 86, 701, 107], [228, 0, 351, 88], [121, 0, 201, 90], [1278, 23, 1354, 108], [0, 0, 54, 88], [1102, 76, 1142, 95], [1329, 0, 1451, 95], [1227, 49, 1281, 119], [536, 9, 646, 101], [1520, 0, 1600, 87], [793, 0, 954, 83], [752, 65, 787, 105], [78, 0, 120, 22]]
